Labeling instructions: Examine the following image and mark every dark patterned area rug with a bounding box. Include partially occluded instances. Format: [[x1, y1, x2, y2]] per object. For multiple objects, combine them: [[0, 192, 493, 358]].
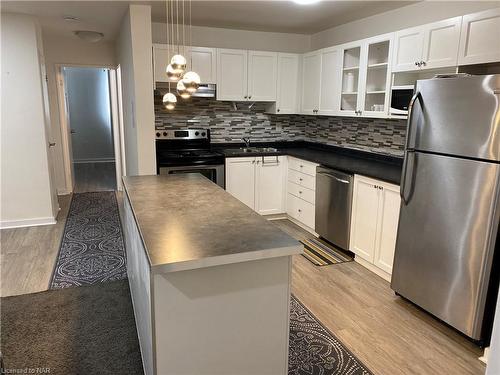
[[290, 296, 372, 375], [50, 191, 127, 288]]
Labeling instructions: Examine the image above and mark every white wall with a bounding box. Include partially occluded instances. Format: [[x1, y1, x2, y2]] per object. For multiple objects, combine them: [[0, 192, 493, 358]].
[[152, 22, 310, 53], [1, 14, 55, 227], [487, 290, 500, 375], [116, 4, 156, 176], [311, 1, 500, 50], [42, 31, 116, 193]]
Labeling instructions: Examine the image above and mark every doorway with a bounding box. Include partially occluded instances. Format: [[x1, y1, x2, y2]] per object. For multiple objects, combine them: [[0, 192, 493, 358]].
[[58, 66, 124, 193]]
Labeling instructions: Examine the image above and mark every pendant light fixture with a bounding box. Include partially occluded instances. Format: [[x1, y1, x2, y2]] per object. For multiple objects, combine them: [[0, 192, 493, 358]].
[[164, 0, 201, 108]]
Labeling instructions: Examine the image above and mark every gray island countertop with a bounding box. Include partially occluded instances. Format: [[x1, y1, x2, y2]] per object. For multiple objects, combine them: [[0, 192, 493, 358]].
[[123, 174, 303, 273]]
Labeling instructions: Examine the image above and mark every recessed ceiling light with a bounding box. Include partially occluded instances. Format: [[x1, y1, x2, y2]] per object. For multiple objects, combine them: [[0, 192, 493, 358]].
[[73, 31, 104, 43], [293, 0, 321, 4], [63, 15, 80, 22]]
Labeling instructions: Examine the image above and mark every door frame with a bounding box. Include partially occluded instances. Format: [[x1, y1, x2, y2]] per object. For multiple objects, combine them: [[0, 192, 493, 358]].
[[55, 63, 125, 193]]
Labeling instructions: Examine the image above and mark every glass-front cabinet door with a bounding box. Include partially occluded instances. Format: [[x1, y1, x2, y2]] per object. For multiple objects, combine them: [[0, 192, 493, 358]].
[[339, 43, 362, 116], [361, 34, 393, 118]]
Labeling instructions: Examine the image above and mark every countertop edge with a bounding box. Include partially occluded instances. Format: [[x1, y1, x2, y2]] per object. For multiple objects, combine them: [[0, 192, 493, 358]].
[[151, 243, 304, 274]]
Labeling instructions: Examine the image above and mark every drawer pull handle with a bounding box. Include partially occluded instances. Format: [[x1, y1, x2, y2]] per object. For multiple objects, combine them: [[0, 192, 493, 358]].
[[298, 209, 302, 212], [299, 191, 302, 194], [299, 178, 303, 181]]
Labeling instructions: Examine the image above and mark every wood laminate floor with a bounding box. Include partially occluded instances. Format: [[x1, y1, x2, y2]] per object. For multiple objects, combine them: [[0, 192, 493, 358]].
[[73, 162, 116, 193], [1, 195, 71, 297], [1, 207, 486, 374], [272, 219, 485, 375]]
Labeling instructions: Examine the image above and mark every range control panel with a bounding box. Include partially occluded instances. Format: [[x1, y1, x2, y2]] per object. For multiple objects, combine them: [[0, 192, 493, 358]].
[[155, 129, 209, 140]]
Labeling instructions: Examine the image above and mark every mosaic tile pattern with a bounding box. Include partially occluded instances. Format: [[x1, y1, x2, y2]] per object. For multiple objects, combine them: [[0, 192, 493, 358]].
[[154, 95, 406, 157]]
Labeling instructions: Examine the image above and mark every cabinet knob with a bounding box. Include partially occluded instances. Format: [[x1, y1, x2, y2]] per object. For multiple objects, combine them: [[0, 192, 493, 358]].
[[249, 95, 252, 99], [244, 95, 248, 99], [299, 191, 302, 194], [277, 109, 280, 112], [299, 178, 303, 181], [415, 61, 419, 66], [298, 209, 302, 213], [421, 61, 426, 66]]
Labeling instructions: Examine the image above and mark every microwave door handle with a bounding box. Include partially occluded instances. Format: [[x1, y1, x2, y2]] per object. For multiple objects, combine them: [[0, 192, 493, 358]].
[[405, 91, 422, 151]]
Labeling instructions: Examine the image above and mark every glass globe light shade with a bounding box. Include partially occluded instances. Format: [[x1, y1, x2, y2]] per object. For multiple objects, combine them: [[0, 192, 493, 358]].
[[176, 80, 191, 99], [182, 71, 201, 93], [166, 64, 182, 82], [170, 54, 187, 74], [162, 92, 177, 110]]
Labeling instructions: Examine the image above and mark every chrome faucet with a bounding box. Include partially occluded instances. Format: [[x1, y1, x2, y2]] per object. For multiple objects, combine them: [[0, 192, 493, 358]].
[[242, 138, 251, 148]]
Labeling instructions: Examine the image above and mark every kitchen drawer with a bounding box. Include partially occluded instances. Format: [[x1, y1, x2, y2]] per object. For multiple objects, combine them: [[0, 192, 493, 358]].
[[287, 193, 315, 229], [288, 169, 315, 190], [288, 157, 318, 176], [287, 181, 315, 205]]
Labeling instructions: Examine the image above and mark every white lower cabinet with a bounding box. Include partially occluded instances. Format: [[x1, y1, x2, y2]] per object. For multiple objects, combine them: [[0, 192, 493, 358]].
[[349, 174, 400, 281], [225, 156, 285, 215], [286, 157, 318, 230]]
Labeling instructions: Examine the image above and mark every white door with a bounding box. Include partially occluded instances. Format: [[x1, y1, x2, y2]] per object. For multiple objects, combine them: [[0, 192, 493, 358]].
[[255, 156, 285, 215], [392, 26, 425, 72], [216, 49, 248, 101], [350, 175, 381, 262], [373, 182, 400, 274], [300, 51, 321, 114], [458, 8, 500, 65], [190, 46, 217, 84], [276, 53, 299, 114], [225, 157, 255, 209], [248, 51, 277, 101], [318, 47, 340, 115], [421, 17, 461, 69]]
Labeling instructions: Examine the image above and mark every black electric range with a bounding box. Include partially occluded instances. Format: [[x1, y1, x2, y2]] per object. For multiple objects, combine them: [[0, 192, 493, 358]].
[[155, 129, 225, 188]]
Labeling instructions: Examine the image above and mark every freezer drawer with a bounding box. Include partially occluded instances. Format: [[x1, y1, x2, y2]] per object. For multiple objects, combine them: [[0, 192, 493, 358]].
[[392, 151, 500, 339], [315, 167, 353, 250]]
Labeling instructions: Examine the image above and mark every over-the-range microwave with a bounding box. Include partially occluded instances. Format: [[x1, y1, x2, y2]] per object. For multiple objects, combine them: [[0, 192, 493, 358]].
[[390, 88, 414, 115]]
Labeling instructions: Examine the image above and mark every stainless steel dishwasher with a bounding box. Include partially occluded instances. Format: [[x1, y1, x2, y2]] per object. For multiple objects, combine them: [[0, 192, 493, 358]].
[[315, 166, 353, 250]]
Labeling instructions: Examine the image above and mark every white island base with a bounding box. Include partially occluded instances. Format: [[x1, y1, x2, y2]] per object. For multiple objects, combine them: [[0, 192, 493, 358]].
[[123, 195, 295, 375]]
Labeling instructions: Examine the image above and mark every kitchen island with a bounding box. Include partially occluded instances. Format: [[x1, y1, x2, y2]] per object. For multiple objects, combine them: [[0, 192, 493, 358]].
[[122, 174, 303, 375]]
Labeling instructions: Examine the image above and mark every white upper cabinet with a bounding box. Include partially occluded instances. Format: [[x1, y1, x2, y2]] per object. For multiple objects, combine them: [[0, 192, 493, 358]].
[[300, 51, 321, 114], [361, 35, 393, 117], [217, 49, 277, 101], [458, 8, 500, 65], [153, 44, 217, 84], [216, 48, 248, 101], [392, 27, 425, 72], [248, 51, 278, 101], [190, 46, 217, 84], [421, 17, 461, 69], [392, 17, 461, 72], [338, 42, 364, 116], [318, 47, 341, 115], [274, 53, 300, 114]]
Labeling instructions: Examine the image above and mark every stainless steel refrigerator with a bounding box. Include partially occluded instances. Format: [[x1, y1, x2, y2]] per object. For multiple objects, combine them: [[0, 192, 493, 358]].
[[391, 74, 500, 342]]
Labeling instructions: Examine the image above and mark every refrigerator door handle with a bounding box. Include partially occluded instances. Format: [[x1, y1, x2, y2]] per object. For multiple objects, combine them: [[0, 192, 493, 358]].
[[405, 91, 423, 151], [400, 150, 416, 205]]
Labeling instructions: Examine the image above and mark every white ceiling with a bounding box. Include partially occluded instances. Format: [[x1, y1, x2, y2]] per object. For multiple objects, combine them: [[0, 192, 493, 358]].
[[1, 0, 416, 41]]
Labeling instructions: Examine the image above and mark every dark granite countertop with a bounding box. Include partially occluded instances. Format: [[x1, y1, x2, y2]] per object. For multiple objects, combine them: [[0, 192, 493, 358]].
[[123, 174, 303, 272], [214, 141, 403, 185]]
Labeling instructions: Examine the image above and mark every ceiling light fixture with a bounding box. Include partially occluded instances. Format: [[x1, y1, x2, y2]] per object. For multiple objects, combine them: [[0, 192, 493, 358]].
[[293, 0, 321, 5], [73, 30, 104, 43], [63, 15, 80, 22]]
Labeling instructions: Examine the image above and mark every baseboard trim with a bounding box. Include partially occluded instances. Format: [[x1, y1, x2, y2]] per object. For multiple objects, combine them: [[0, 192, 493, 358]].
[[354, 257, 392, 282], [0, 216, 56, 229], [479, 347, 489, 364], [286, 216, 319, 237]]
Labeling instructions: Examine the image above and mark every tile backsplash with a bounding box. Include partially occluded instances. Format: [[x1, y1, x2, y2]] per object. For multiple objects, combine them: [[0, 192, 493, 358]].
[[154, 95, 407, 157]]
